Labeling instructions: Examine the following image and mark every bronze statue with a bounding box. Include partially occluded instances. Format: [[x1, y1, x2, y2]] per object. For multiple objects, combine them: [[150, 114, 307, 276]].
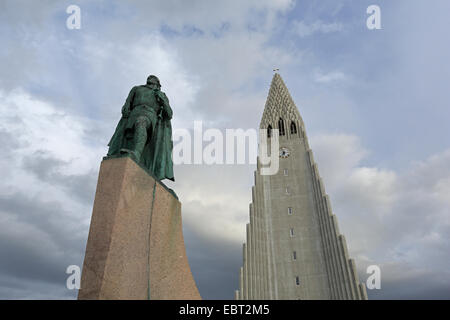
[[107, 75, 174, 181]]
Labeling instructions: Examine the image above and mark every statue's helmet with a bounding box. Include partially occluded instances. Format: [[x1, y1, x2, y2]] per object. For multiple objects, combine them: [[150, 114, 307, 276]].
[[147, 75, 161, 88]]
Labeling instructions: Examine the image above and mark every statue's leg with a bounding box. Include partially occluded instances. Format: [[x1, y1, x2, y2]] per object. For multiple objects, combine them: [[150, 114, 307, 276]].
[[133, 116, 150, 161]]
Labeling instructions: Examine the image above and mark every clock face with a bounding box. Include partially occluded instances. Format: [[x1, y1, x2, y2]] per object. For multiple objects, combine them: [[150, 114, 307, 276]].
[[279, 147, 290, 158]]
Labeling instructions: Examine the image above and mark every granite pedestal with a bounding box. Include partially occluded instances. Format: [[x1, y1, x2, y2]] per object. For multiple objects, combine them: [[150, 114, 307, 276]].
[[78, 157, 201, 300]]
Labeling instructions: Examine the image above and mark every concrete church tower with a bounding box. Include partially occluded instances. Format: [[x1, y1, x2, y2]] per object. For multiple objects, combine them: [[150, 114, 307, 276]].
[[235, 73, 368, 300]]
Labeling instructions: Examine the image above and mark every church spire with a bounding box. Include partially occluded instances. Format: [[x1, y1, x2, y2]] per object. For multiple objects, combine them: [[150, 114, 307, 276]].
[[260, 73, 304, 135], [236, 74, 368, 300]]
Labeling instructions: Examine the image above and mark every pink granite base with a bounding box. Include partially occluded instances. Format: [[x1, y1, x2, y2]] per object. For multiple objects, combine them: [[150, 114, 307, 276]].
[[78, 157, 201, 300]]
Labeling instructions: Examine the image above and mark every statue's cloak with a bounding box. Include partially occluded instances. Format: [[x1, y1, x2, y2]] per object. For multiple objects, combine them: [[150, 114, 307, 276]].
[[107, 92, 174, 182], [144, 114, 174, 181]]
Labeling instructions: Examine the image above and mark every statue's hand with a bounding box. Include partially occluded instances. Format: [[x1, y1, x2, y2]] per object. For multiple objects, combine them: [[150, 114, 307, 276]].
[[154, 89, 163, 101], [155, 90, 168, 106]]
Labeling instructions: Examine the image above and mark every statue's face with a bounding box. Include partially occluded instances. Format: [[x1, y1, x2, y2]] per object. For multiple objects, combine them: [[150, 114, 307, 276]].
[[147, 77, 160, 90]]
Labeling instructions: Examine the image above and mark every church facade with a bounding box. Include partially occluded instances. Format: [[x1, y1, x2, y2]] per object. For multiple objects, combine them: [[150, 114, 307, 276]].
[[235, 73, 368, 300]]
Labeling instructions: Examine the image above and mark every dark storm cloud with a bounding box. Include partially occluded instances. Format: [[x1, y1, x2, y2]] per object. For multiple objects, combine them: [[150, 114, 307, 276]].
[[21, 150, 97, 205], [0, 191, 87, 299], [365, 262, 450, 300], [183, 223, 242, 300], [0, 274, 76, 300]]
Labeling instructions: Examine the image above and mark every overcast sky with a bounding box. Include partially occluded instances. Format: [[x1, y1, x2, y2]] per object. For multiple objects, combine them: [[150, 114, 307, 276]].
[[0, 0, 449, 300]]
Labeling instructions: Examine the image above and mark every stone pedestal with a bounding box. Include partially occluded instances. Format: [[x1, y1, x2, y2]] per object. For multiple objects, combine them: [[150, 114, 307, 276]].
[[78, 157, 201, 300]]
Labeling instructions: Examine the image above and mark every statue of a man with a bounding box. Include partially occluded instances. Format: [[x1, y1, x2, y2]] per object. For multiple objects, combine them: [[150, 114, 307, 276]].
[[107, 75, 174, 181]]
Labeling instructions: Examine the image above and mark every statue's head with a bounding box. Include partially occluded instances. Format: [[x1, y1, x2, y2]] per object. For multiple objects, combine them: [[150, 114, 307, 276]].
[[147, 75, 161, 90]]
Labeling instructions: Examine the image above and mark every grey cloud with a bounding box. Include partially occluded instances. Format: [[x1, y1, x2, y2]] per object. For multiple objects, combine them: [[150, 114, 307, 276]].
[[0, 274, 76, 300], [183, 224, 242, 299], [292, 20, 343, 38], [0, 129, 23, 159], [0, 0, 297, 127], [362, 261, 450, 300], [311, 134, 450, 299], [0, 192, 87, 295], [21, 150, 98, 205]]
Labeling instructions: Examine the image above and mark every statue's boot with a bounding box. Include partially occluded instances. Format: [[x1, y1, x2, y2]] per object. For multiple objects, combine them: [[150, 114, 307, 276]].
[[119, 148, 136, 158]]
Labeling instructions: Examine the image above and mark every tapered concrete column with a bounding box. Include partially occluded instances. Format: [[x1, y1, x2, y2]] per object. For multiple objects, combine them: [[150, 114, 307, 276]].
[[78, 157, 201, 300]]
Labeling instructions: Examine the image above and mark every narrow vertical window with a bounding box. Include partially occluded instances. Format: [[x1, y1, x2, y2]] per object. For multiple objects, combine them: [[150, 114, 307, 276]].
[[293, 251, 297, 260], [290, 228, 294, 237], [286, 187, 290, 195], [267, 124, 272, 138], [283, 168, 288, 176], [278, 118, 285, 136], [295, 276, 300, 285], [290, 121, 297, 134], [288, 207, 293, 215]]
